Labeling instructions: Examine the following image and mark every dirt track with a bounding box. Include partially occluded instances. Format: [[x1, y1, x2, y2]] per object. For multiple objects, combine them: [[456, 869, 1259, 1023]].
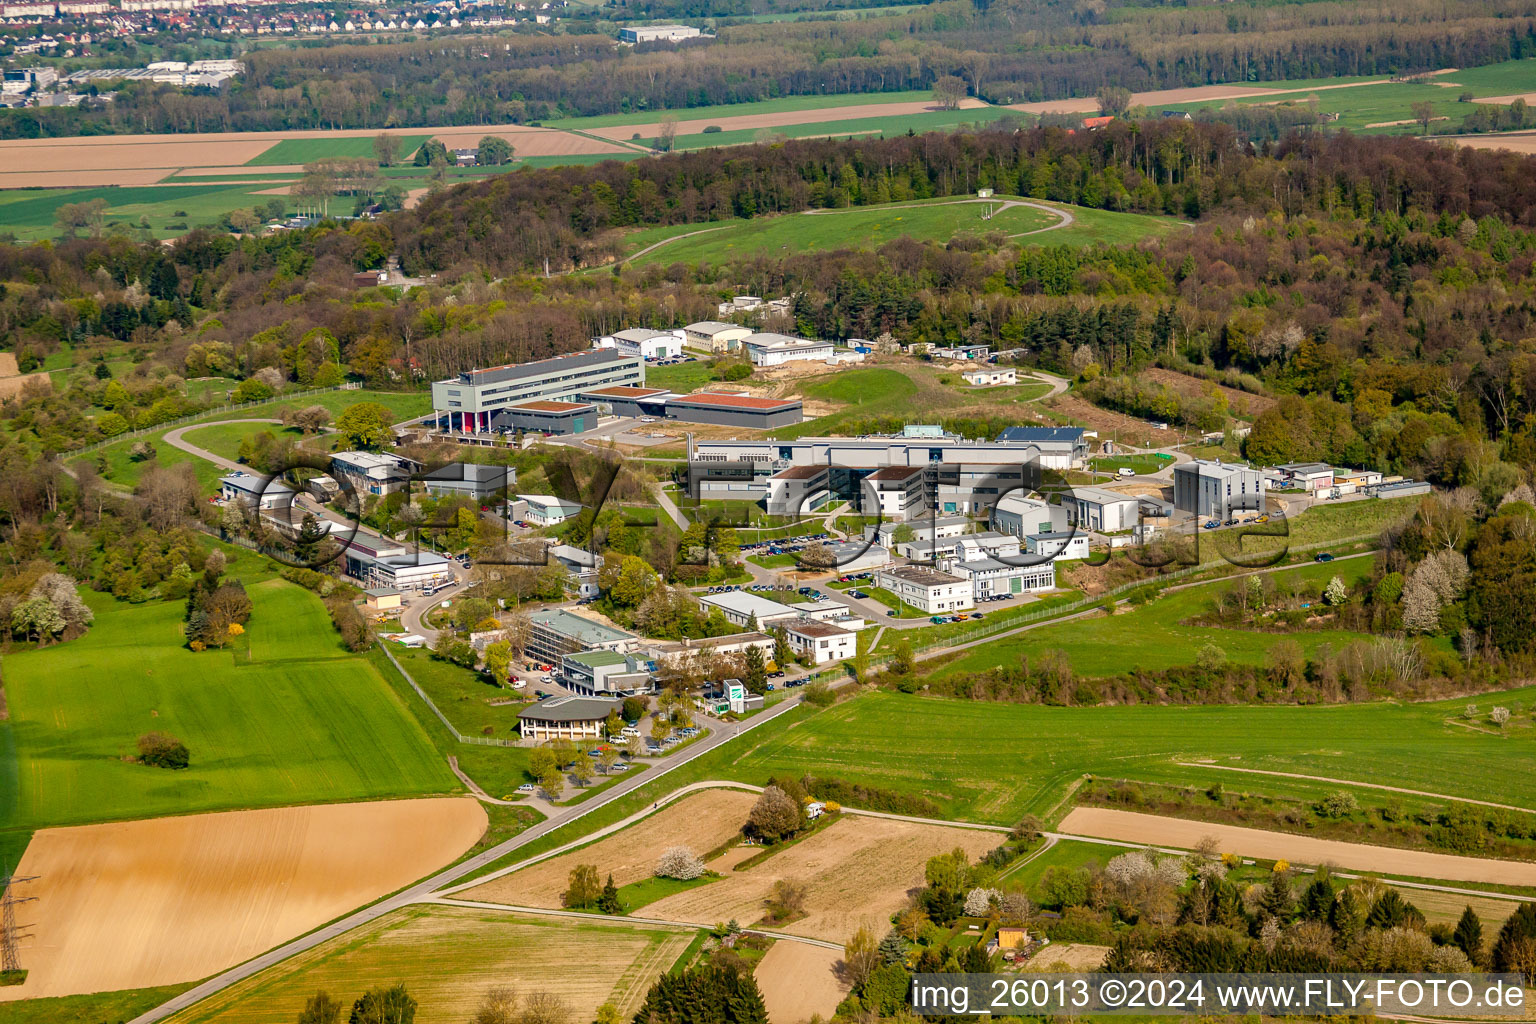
[[754, 941, 850, 1024], [1059, 807, 1536, 887], [0, 797, 486, 1000]]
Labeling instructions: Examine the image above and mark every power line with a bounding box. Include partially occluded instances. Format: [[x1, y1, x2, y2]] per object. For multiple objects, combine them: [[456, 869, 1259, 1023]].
[[0, 873, 38, 976]]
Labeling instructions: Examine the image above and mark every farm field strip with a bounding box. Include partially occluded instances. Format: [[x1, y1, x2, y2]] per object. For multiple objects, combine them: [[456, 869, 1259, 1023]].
[[1058, 807, 1536, 888], [1, 798, 487, 1001], [162, 905, 693, 1024]]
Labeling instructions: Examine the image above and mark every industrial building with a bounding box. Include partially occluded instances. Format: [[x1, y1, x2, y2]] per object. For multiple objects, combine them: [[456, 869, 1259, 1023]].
[[1067, 486, 1142, 533], [430, 349, 643, 435], [901, 530, 1020, 562], [743, 332, 834, 367], [596, 327, 685, 361], [1173, 459, 1267, 519], [420, 462, 515, 500], [683, 321, 752, 352], [498, 399, 598, 436], [618, 23, 700, 42], [991, 493, 1069, 538]]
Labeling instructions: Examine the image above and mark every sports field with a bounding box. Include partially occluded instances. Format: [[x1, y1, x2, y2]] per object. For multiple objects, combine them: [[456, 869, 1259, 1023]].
[[725, 685, 1536, 823], [0, 579, 456, 839], [169, 904, 695, 1024]]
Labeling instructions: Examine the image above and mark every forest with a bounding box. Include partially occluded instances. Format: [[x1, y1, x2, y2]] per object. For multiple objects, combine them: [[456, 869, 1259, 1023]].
[[4, 0, 1536, 137]]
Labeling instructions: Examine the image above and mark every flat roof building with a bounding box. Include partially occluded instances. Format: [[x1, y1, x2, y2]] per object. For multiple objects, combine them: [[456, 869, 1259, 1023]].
[[219, 471, 296, 511], [696, 590, 803, 629], [743, 332, 834, 367], [783, 619, 856, 665], [618, 23, 700, 42], [1067, 485, 1141, 533], [498, 399, 598, 436], [516, 494, 586, 526], [580, 384, 674, 418], [947, 555, 1056, 598], [1173, 459, 1266, 519], [667, 391, 803, 429], [874, 565, 975, 615], [331, 451, 411, 497], [420, 462, 515, 500], [560, 649, 652, 697], [431, 349, 643, 436]]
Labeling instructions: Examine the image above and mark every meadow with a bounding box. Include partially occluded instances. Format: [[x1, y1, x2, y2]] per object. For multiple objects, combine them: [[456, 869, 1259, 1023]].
[[544, 90, 945, 133], [167, 904, 695, 1024], [0, 579, 455, 841], [0, 182, 293, 242], [934, 558, 1378, 677], [727, 685, 1536, 823]]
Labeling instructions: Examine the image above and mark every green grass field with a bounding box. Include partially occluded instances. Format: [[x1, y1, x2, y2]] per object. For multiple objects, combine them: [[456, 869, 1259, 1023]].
[[1089, 453, 1172, 475], [0, 183, 293, 242], [0, 579, 455, 841], [937, 558, 1378, 678], [642, 360, 718, 393], [245, 134, 433, 167], [627, 199, 1055, 267], [0, 982, 194, 1024], [726, 684, 1536, 824], [659, 105, 1017, 152], [169, 904, 694, 1024]]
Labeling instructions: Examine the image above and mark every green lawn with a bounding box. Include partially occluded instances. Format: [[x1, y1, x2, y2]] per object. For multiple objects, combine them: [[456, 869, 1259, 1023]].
[[245, 134, 432, 167], [0, 982, 194, 1024], [726, 685, 1536, 824], [0, 579, 456, 843], [937, 558, 1378, 678], [78, 389, 431, 491], [643, 360, 719, 393], [660, 105, 1017, 152], [180, 420, 305, 462], [615, 872, 718, 912], [1089, 453, 1173, 475]]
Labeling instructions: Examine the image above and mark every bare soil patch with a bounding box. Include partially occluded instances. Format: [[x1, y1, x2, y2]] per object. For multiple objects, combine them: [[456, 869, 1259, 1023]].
[[755, 941, 850, 1024], [0, 797, 486, 1000], [1139, 368, 1275, 418], [642, 815, 997, 943], [0, 168, 170, 188], [589, 99, 989, 142], [461, 789, 756, 908], [1471, 93, 1536, 106], [1025, 942, 1111, 970], [1447, 132, 1536, 154], [1059, 807, 1536, 887], [432, 126, 628, 156], [1046, 393, 1181, 448]]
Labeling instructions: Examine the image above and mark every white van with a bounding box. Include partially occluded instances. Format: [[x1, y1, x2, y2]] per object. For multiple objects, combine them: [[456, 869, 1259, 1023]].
[[1117, 467, 1136, 478]]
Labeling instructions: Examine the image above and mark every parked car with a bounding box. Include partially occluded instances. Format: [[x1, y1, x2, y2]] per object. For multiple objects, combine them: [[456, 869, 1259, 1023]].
[[1314, 552, 1335, 562], [517, 783, 535, 793], [887, 609, 898, 617], [1204, 521, 1219, 530], [510, 680, 526, 690]]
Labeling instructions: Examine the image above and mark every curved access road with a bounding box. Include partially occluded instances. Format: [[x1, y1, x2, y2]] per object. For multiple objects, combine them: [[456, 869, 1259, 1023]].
[[161, 417, 282, 472]]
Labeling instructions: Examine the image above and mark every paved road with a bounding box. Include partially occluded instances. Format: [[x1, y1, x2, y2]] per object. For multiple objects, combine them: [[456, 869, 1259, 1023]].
[[127, 700, 812, 1024], [161, 417, 282, 472]]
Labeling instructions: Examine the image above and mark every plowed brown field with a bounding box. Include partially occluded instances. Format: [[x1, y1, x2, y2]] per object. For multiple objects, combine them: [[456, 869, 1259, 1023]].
[[0, 797, 486, 1000], [461, 788, 756, 908], [755, 941, 850, 1024]]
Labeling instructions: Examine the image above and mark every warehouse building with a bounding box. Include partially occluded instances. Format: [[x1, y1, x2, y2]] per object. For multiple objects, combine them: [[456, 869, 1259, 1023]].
[[498, 399, 598, 436], [430, 349, 643, 435], [1067, 486, 1141, 533], [683, 321, 752, 353], [1173, 459, 1267, 519], [420, 462, 515, 500], [665, 391, 803, 429], [596, 327, 685, 361], [618, 23, 700, 42]]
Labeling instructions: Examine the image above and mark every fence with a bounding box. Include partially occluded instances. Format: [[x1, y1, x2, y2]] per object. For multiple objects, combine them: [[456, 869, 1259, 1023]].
[[66, 382, 365, 457], [378, 641, 519, 747]]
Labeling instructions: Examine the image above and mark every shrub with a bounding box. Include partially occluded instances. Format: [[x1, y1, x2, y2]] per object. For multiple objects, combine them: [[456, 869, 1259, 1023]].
[[137, 731, 189, 769], [1316, 790, 1359, 818], [702, 125, 722, 133]]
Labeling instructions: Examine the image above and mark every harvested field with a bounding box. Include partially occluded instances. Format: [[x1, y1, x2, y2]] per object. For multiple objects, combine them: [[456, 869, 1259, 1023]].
[[0, 124, 622, 189], [170, 905, 691, 1024], [1059, 807, 1536, 887], [0, 797, 486, 1001], [1139, 367, 1276, 418], [461, 789, 756, 908], [1449, 131, 1536, 154], [755, 941, 850, 1024], [1389, 885, 1521, 930], [588, 98, 988, 142], [1472, 92, 1536, 105], [642, 815, 998, 943]]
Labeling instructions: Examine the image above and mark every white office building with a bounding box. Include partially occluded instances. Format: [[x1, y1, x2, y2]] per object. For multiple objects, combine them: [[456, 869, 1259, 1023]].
[[783, 619, 856, 665], [744, 333, 834, 367], [516, 494, 585, 526], [947, 556, 1056, 599], [1026, 531, 1090, 562], [696, 590, 803, 629], [875, 565, 975, 614]]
